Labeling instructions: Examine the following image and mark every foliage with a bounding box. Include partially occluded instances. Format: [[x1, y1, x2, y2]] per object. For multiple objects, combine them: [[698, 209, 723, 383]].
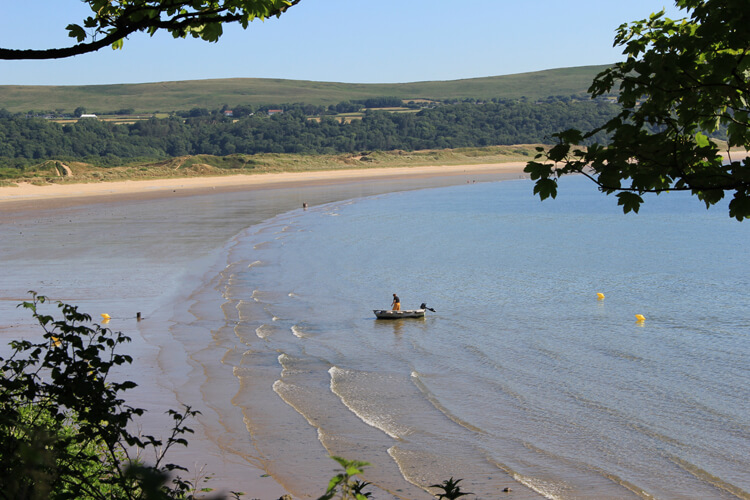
[[525, 0, 750, 220], [354, 97, 404, 109], [0, 99, 620, 168], [317, 457, 372, 500], [0, 0, 301, 60], [0, 292, 215, 500], [429, 478, 472, 500]]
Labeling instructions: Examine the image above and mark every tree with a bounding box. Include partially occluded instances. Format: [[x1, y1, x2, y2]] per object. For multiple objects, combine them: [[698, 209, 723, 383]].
[[0, 293, 210, 499], [0, 0, 301, 60], [524, 0, 750, 220]]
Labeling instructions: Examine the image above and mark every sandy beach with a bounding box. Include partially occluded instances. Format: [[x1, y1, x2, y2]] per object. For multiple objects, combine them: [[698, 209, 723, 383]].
[[0, 162, 528, 211], [0, 162, 527, 499]]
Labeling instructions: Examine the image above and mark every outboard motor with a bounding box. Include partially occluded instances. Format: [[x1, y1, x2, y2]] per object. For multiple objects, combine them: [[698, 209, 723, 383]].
[[420, 303, 436, 312]]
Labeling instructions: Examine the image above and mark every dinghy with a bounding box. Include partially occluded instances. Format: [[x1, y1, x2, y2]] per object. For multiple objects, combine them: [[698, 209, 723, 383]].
[[373, 308, 425, 319], [373, 303, 435, 319]]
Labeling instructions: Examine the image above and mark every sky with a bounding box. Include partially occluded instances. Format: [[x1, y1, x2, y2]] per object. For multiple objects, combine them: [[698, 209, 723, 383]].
[[0, 0, 685, 86]]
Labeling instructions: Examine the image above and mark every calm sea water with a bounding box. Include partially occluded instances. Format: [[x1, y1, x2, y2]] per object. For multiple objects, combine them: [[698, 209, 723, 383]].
[[182, 176, 749, 499]]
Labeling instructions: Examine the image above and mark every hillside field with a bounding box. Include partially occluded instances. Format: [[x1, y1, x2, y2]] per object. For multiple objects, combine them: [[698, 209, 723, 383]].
[[0, 65, 609, 114]]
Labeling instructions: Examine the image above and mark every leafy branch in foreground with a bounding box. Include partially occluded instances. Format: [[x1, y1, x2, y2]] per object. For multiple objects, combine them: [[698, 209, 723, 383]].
[[525, 0, 750, 220], [316, 457, 480, 500], [0, 0, 301, 60], [317, 457, 372, 500], [0, 292, 214, 499], [430, 478, 473, 500]]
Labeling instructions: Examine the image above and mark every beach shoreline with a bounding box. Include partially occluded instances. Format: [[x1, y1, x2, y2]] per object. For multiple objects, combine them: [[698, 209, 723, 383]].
[[0, 162, 528, 212]]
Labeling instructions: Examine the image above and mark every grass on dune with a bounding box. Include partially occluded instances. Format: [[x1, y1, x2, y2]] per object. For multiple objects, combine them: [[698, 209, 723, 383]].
[[0, 145, 541, 187]]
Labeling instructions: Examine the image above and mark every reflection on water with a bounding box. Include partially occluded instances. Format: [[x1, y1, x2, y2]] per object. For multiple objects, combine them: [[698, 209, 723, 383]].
[[373, 317, 428, 336]]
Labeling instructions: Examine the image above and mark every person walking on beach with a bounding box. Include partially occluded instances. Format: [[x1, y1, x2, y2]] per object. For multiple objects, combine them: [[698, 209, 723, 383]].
[[391, 293, 401, 311]]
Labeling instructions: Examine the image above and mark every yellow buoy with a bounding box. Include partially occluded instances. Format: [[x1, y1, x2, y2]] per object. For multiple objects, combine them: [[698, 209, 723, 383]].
[[101, 313, 110, 320], [635, 314, 646, 321], [597, 293, 605, 300]]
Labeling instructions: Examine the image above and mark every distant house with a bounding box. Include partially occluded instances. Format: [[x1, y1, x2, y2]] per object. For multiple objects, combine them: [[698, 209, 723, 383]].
[[267, 109, 283, 116], [223, 110, 234, 117], [79, 114, 98, 119]]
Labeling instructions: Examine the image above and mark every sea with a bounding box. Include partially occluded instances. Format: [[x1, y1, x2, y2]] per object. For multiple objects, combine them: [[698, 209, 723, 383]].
[[169, 176, 750, 499], [2, 174, 748, 499]]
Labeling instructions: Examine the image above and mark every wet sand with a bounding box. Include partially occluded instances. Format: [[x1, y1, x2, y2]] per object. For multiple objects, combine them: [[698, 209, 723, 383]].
[[0, 163, 528, 211], [0, 163, 527, 498]]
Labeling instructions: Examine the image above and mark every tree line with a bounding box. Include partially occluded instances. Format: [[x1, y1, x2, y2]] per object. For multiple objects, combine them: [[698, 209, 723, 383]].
[[0, 99, 620, 169]]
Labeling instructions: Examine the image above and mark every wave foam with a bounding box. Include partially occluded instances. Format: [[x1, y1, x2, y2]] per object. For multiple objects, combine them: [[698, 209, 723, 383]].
[[329, 366, 407, 440]]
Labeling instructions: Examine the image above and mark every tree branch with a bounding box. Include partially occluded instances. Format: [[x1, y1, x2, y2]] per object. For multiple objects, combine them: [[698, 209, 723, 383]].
[[0, 0, 302, 60]]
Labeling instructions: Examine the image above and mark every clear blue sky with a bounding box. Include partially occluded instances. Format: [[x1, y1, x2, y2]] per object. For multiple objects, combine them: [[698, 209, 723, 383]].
[[1, 0, 684, 86]]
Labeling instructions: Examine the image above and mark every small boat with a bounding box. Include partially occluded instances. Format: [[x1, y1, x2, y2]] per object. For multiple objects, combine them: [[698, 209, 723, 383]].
[[373, 309, 426, 319]]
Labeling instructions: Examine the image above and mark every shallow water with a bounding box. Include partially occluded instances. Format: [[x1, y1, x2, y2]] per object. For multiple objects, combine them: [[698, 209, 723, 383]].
[[188, 177, 750, 499], [0, 172, 517, 497], [2, 174, 747, 498]]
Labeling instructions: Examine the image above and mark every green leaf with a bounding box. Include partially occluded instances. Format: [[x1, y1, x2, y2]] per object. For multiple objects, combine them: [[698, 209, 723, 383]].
[[728, 193, 750, 221], [66, 24, 87, 42], [556, 128, 584, 144], [524, 161, 555, 181], [616, 192, 643, 214], [325, 475, 343, 493], [694, 132, 709, 148], [346, 465, 363, 476], [533, 178, 558, 201]]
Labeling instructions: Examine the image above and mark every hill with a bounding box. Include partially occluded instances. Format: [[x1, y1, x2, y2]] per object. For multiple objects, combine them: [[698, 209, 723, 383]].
[[0, 65, 609, 114]]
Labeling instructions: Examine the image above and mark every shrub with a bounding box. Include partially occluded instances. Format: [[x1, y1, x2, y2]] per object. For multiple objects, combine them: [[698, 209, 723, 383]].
[[0, 292, 215, 500]]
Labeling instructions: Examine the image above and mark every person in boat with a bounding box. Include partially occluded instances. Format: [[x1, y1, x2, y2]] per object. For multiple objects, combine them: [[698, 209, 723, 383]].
[[391, 293, 401, 311]]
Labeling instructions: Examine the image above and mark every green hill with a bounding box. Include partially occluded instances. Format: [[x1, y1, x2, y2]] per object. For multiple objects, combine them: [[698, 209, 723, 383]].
[[0, 65, 609, 114]]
